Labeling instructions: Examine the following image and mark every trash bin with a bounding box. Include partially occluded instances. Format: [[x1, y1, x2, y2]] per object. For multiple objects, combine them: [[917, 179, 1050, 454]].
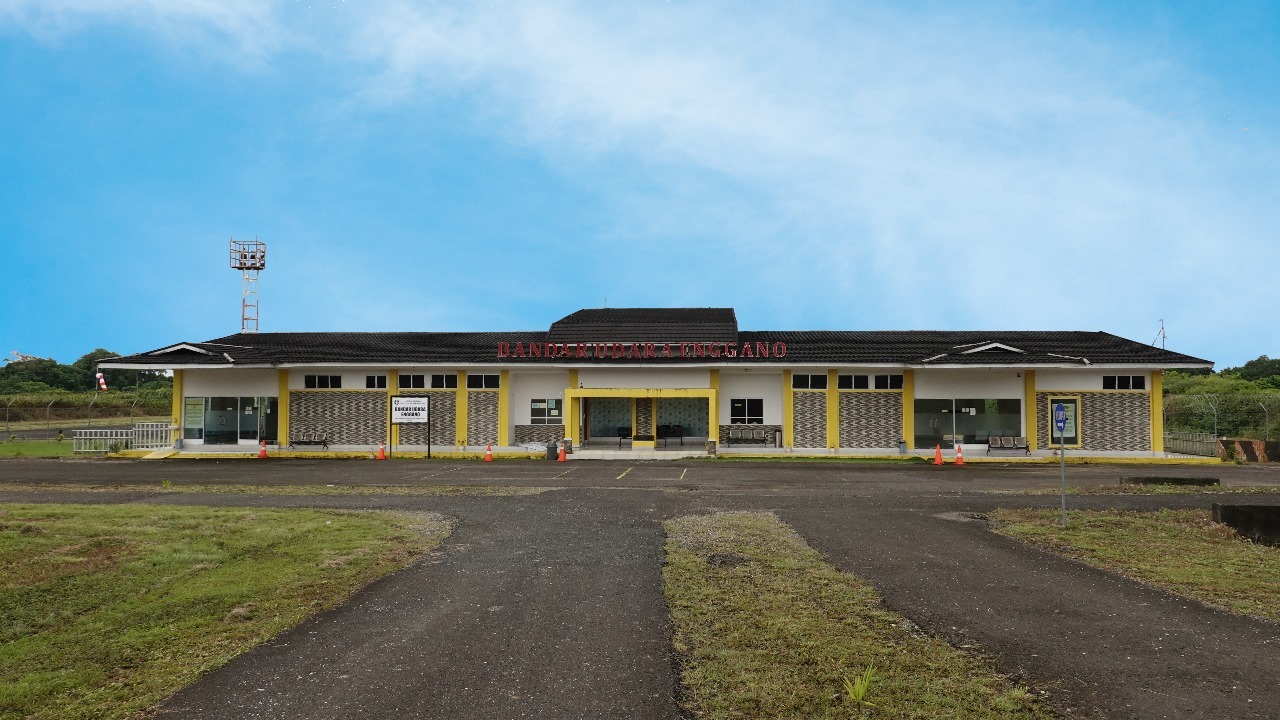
[[705, 440, 717, 457], [898, 439, 907, 454], [546, 443, 558, 460], [561, 438, 573, 454]]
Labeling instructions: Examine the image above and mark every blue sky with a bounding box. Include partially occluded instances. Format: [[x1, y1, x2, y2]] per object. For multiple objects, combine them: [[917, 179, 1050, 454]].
[[1, 1, 1276, 370]]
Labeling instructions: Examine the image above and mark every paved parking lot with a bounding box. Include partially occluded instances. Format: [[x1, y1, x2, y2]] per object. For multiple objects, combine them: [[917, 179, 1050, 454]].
[[3, 458, 1279, 719]]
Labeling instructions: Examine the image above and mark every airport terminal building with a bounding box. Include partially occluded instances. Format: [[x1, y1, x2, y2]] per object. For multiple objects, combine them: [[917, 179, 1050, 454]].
[[101, 308, 1211, 456]]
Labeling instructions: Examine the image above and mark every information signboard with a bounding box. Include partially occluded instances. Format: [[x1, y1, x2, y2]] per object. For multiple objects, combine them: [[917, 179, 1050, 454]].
[[391, 397, 430, 423]]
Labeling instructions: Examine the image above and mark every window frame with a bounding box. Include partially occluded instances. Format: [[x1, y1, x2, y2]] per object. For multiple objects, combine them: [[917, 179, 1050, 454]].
[[729, 397, 765, 424], [529, 398, 564, 425]]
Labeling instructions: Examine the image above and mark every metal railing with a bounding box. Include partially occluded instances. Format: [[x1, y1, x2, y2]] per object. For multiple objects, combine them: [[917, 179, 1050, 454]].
[[72, 424, 176, 453], [1164, 431, 1218, 457], [133, 423, 175, 450], [73, 429, 135, 453]]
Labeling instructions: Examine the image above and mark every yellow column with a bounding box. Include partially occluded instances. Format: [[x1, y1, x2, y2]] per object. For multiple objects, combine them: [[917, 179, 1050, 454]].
[[277, 369, 289, 446], [388, 370, 400, 448], [708, 370, 719, 442], [631, 398, 638, 436], [782, 370, 794, 447], [171, 369, 184, 446], [826, 369, 839, 449], [1150, 371, 1164, 453], [498, 370, 510, 447], [567, 370, 579, 444], [456, 370, 468, 446], [1024, 370, 1038, 451], [902, 369, 914, 450]]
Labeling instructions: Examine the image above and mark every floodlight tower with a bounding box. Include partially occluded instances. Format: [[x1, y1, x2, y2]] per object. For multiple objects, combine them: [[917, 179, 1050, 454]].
[[230, 237, 266, 333]]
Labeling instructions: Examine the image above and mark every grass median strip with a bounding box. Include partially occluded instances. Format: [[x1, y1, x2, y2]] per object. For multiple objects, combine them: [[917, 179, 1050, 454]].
[[986, 484, 1280, 496], [0, 503, 452, 719], [663, 512, 1054, 719], [0, 482, 552, 497], [990, 508, 1280, 623]]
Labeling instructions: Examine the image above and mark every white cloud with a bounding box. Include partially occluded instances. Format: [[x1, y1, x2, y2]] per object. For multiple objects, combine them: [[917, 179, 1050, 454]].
[[0, 0, 284, 60], [7, 1, 1275, 364]]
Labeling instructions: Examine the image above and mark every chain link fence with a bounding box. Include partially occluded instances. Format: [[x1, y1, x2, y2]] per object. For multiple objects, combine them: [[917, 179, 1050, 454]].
[[1, 396, 171, 440], [1164, 394, 1280, 443]]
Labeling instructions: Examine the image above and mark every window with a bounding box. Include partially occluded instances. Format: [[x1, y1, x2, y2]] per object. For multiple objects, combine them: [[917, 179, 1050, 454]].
[[467, 374, 500, 389], [874, 374, 904, 390], [400, 373, 458, 390], [366, 375, 387, 389], [530, 399, 563, 425], [730, 398, 764, 424], [913, 398, 1022, 447], [791, 373, 827, 390], [1103, 375, 1146, 390], [304, 374, 342, 389], [838, 374, 900, 389]]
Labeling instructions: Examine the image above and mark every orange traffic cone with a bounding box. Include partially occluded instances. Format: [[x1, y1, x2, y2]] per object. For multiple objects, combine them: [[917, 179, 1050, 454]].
[[483, 443, 494, 462], [955, 444, 965, 466], [933, 444, 944, 466], [258, 439, 267, 459], [557, 442, 567, 462], [376, 442, 387, 461]]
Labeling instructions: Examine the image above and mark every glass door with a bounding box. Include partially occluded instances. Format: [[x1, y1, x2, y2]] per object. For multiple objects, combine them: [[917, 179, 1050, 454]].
[[204, 397, 239, 444]]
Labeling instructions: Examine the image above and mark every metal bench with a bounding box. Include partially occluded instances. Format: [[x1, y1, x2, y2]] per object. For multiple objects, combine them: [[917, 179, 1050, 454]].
[[288, 432, 330, 450]]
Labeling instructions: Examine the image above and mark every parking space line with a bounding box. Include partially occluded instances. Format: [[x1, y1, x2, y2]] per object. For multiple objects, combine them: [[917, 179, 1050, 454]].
[[553, 467, 576, 479], [679, 468, 687, 481], [616, 467, 633, 480]]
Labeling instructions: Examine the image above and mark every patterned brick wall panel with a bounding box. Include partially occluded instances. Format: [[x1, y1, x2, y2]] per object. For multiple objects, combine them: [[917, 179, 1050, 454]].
[[718, 425, 782, 446], [838, 393, 903, 448], [290, 391, 386, 446], [514, 424, 565, 445], [635, 398, 655, 435], [397, 391, 457, 446], [792, 391, 827, 448], [1036, 392, 1151, 452], [467, 392, 500, 446]]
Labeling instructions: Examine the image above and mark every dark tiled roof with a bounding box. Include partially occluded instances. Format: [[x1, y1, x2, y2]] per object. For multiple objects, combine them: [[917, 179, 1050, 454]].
[[547, 308, 738, 343], [99, 308, 1211, 368], [739, 331, 1209, 366]]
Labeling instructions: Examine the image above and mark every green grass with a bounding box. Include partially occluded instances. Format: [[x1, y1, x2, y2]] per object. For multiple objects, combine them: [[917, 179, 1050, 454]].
[[990, 508, 1280, 622], [0, 440, 73, 459], [988, 484, 1280, 496], [0, 503, 451, 719], [663, 512, 1053, 719], [0, 482, 552, 497]]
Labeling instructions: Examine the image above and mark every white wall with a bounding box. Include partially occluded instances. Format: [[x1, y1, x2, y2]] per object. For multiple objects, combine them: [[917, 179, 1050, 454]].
[[577, 368, 710, 389], [718, 372, 784, 424], [185, 369, 279, 397], [509, 371, 570, 424], [1036, 370, 1150, 391], [287, 369, 386, 391], [914, 370, 1023, 399]]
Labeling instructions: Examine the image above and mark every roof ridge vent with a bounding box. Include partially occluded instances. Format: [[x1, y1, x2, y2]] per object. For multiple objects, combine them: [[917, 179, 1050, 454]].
[[957, 341, 1026, 355]]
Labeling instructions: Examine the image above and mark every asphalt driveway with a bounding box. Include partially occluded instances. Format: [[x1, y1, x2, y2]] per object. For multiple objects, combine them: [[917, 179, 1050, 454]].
[[2, 458, 1279, 719]]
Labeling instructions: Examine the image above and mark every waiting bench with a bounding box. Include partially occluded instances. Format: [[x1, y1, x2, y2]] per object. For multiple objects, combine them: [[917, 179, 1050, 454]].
[[288, 432, 330, 451], [727, 427, 771, 446], [987, 436, 1029, 455]]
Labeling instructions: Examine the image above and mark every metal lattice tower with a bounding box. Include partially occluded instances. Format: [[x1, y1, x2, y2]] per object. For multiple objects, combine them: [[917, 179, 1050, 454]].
[[230, 238, 266, 333]]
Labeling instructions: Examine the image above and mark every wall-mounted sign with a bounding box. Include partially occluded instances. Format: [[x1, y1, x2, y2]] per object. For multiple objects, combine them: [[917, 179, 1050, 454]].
[[496, 341, 787, 361], [391, 396, 430, 423]]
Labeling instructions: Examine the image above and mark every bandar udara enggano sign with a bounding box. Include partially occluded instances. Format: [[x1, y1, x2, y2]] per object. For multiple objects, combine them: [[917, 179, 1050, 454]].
[[496, 340, 788, 360]]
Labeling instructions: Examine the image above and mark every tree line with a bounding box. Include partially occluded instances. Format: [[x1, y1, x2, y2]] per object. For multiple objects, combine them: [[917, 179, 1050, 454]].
[[0, 350, 171, 395], [1164, 355, 1280, 395]]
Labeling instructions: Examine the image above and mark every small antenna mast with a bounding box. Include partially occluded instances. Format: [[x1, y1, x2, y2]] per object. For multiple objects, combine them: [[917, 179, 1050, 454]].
[[1151, 319, 1166, 349]]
